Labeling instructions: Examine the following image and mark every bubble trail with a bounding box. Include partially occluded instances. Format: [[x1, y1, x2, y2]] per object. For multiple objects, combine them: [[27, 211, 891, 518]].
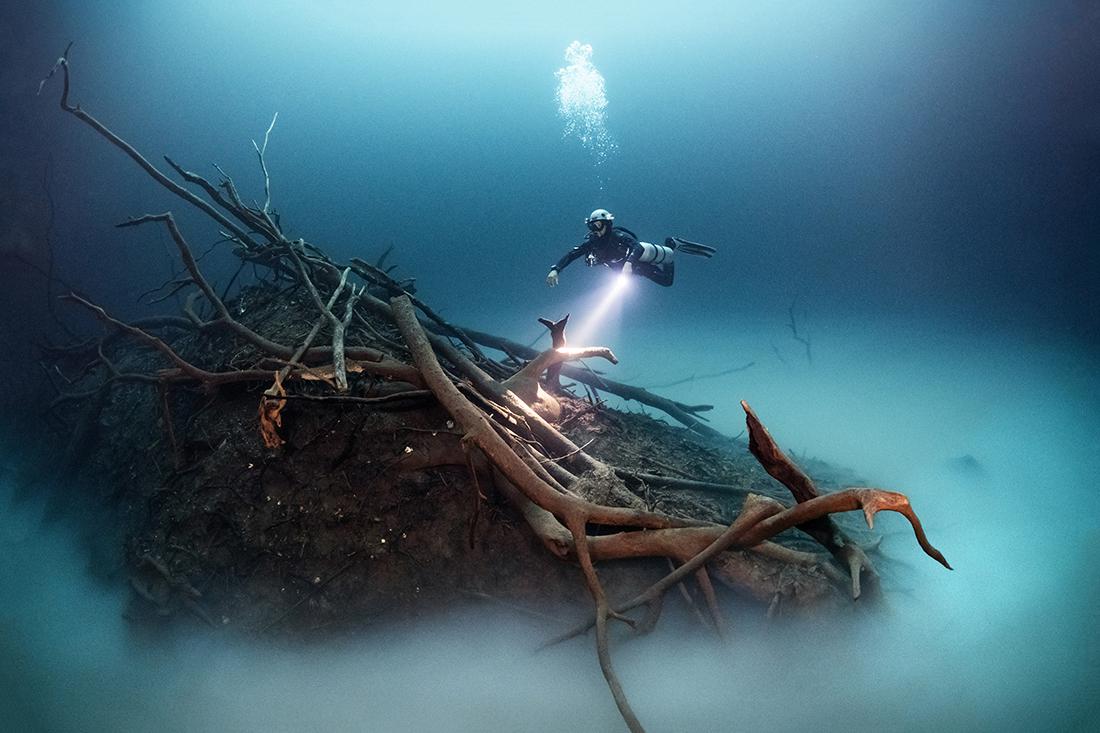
[[555, 41, 617, 186]]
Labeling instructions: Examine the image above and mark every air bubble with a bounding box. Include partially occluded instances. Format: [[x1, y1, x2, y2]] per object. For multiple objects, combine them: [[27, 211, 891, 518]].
[[555, 42, 617, 187]]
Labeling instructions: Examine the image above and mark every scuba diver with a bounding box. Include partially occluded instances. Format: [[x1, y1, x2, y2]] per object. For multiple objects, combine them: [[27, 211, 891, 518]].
[[545, 209, 714, 288]]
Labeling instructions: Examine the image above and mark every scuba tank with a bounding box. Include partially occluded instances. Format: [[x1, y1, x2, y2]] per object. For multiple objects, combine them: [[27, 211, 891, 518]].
[[634, 241, 674, 264]]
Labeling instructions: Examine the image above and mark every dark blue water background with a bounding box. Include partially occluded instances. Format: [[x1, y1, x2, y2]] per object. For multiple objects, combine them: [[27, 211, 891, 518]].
[[1, 2, 1098, 731]]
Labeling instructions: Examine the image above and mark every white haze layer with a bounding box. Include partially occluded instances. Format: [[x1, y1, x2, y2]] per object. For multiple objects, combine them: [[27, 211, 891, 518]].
[[1, 316, 1097, 733]]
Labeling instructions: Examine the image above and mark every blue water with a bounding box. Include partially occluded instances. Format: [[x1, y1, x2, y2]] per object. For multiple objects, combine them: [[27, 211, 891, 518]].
[[1, 1, 1098, 731]]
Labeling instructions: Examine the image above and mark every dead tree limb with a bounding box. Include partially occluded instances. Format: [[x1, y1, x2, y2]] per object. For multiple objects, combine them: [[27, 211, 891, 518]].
[[61, 292, 232, 388], [538, 314, 569, 390], [741, 400, 909, 598], [351, 257, 502, 375], [391, 294, 683, 733], [252, 112, 278, 214], [112, 213, 423, 387], [285, 243, 358, 391], [502, 346, 617, 422], [788, 298, 812, 362], [540, 483, 951, 650], [392, 293, 952, 733], [459, 327, 722, 437], [42, 48, 263, 253], [389, 295, 693, 533]]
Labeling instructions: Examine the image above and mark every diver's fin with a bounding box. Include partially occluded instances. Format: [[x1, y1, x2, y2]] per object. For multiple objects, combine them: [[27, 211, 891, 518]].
[[668, 237, 716, 258]]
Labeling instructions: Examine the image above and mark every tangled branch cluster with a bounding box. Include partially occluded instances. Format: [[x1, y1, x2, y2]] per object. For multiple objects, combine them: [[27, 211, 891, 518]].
[[40, 50, 950, 733]]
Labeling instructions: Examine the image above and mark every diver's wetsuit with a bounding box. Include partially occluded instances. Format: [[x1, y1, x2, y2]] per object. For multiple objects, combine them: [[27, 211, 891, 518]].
[[551, 226, 675, 287]]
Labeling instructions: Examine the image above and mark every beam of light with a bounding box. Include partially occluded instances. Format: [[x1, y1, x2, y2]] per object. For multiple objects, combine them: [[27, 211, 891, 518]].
[[569, 271, 631, 347]]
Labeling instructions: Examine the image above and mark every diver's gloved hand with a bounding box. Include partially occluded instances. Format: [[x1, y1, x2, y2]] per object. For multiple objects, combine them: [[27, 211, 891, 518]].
[[621, 261, 633, 277], [546, 268, 559, 287]]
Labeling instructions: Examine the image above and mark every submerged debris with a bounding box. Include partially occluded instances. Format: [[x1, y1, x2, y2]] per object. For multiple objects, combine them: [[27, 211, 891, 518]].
[[38, 50, 950, 733]]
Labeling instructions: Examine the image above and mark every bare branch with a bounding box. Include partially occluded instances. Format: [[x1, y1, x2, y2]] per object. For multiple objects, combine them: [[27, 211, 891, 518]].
[[44, 51, 263, 252], [252, 112, 277, 214]]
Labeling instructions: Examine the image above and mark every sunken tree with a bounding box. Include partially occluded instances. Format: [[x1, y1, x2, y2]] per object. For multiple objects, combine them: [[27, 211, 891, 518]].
[[36, 48, 950, 733]]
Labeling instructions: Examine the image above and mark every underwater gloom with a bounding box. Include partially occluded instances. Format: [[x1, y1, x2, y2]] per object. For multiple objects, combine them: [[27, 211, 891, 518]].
[[2, 316, 1098, 732], [2, 0, 1099, 731]]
